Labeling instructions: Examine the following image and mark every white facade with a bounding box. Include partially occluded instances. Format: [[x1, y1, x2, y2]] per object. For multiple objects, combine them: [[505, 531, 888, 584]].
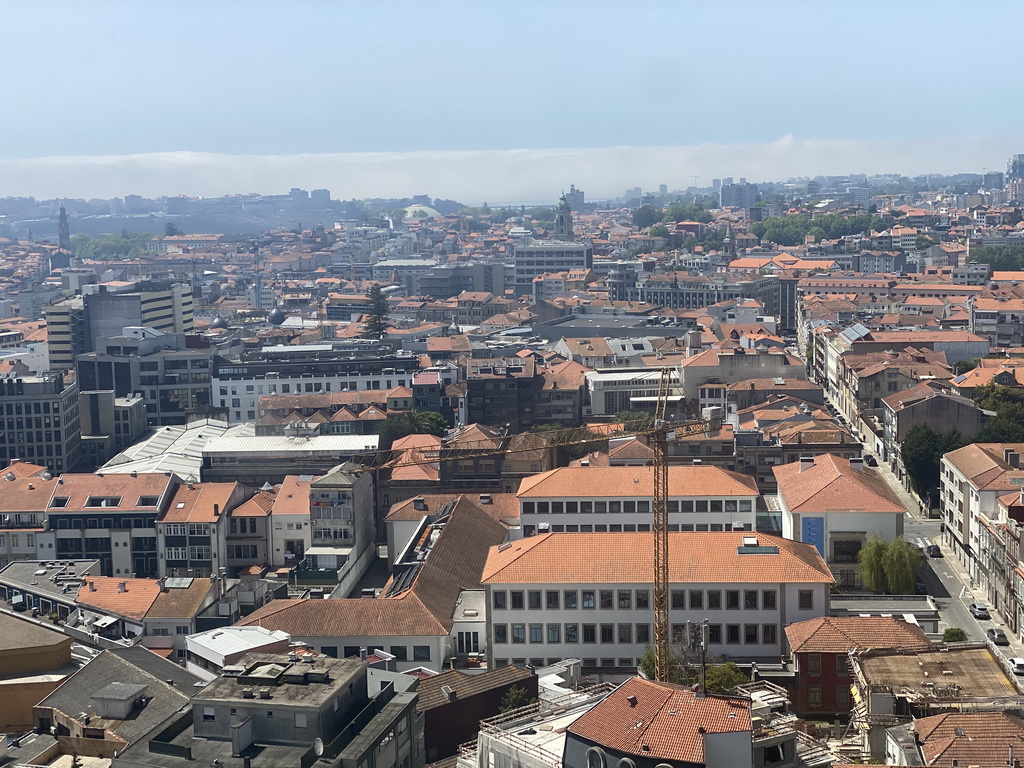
[[486, 580, 827, 669], [520, 495, 756, 535]]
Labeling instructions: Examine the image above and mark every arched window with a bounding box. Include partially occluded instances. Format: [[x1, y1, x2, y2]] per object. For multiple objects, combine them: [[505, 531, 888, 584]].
[[586, 747, 607, 768]]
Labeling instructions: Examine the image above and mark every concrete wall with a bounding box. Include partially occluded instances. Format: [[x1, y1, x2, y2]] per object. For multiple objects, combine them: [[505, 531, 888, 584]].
[[0, 677, 65, 731]]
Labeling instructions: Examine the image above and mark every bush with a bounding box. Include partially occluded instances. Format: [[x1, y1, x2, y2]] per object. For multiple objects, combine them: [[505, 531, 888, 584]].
[[942, 627, 968, 643]]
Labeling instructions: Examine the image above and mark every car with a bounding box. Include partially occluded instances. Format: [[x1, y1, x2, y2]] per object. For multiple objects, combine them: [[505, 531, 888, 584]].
[[914, 578, 927, 595], [988, 628, 1009, 645], [863, 454, 878, 467], [1009, 657, 1024, 675], [926, 545, 943, 558], [970, 602, 991, 619]]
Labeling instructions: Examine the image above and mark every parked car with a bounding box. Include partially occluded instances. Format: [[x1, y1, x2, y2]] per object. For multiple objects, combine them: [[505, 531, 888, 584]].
[[969, 602, 991, 619], [926, 545, 943, 558], [915, 577, 927, 595], [1009, 657, 1024, 675], [987, 628, 1009, 645], [863, 454, 878, 467]]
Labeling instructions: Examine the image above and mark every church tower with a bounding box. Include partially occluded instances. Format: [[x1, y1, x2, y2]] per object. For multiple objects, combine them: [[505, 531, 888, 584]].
[[553, 193, 573, 241]]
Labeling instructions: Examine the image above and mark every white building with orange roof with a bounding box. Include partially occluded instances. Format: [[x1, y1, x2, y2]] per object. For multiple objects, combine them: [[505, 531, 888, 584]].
[[517, 464, 759, 536], [482, 531, 831, 670]]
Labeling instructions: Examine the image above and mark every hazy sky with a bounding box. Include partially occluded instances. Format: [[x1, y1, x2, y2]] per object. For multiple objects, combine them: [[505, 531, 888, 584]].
[[1, 1, 1020, 202]]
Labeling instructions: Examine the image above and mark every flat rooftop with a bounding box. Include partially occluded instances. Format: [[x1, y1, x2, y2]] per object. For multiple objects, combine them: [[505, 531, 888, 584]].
[[858, 646, 1018, 700], [195, 655, 364, 707]]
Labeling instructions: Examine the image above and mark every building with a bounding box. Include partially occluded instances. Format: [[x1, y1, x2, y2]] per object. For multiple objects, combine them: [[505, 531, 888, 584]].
[[881, 380, 989, 484], [482, 531, 832, 670], [885, 711, 1024, 768], [783, 616, 931, 718], [971, 294, 1024, 348], [417, 665, 537, 763], [78, 389, 148, 468], [76, 327, 216, 426], [156, 481, 248, 578], [517, 465, 759, 536], [940, 443, 1024, 587], [307, 464, 377, 596], [110, 653, 424, 768], [0, 612, 74, 731], [720, 182, 760, 208], [510, 238, 593, 293], [184, 625, 291, 680], [46, 280, 195, 369], [237, 496, 508, 672], [459, 356, 540, 432], [774, 454, 906, 587], [0, 370, 82, 473], [38, 472, 180, 577]]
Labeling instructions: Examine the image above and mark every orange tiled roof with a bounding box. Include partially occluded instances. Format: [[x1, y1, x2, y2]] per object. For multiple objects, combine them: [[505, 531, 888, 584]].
[[76, 577, 161, 621], [517, 465, 758, 499], [785, 616, 931, 654], [773, 454, 905, 514]]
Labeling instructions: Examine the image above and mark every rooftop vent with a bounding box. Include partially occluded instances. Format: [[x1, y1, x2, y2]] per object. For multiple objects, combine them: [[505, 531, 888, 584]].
[[258, 688, 272, 700], [441, 684, 457, 702], [241, 688, 255, 699]]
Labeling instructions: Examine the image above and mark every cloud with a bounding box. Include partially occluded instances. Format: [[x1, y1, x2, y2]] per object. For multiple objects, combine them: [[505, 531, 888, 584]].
[[0, 135, 1010, 203]]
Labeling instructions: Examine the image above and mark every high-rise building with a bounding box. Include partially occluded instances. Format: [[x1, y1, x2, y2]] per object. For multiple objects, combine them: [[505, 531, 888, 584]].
[[984, 171, 1004, 190], [1007, 154, 1024, 184], [0, 371, 82, 473], [720, 182, 760, 208], [45, 280, 194, 369], [553, 193, 574, 241], [564, 184, 585, 209], [510, 239, 593, 293]]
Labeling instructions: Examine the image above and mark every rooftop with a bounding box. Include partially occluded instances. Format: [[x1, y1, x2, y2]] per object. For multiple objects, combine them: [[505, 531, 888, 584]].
[[856, 645, 1018, 701], [785, 616, 932, 655], [517, 465, 758, 499]]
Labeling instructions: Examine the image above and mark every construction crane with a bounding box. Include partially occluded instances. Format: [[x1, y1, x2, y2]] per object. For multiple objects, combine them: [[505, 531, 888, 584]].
[[651, 366, 673, 682]]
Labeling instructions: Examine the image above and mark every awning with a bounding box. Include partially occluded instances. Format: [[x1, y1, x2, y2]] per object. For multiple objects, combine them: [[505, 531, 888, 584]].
[[93, 615, 118, 629]]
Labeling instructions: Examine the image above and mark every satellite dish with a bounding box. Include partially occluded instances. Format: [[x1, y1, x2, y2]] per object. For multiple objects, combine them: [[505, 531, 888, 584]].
[[313, 737, 324, 756]]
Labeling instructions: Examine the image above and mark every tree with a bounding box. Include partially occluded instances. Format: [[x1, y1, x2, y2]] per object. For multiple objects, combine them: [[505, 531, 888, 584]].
[[164, 222, 182, 237], [376, 410, 447, 449], [916, 234, 936, 250], [942, 627, 968, 643], [704, 662, 748, 695], [901, 425, 967, 500], [857, 535, 888, 593], [499, 685, 536, 712], [633, 205, 662, 229], [361, 285, 391, 339], [968, 244, 1024, 271], [649, 223, 670, 238], [881, 536, 921, 595], [613, 410, 653, 431], [391, 207, 407, 222], [953, 358, 980, 375]]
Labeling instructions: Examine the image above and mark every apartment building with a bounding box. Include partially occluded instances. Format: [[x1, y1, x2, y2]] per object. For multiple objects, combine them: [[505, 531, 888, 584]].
[[156, 481, 248, 578], [482, 531, 832, 670], [0, 461, 57, 567], [517, 465, 759, 536], [0, 371, 82, 473], [971, 294, 1024, 348], [510, 238, 593, 292], [940, 443, 1024, 584]]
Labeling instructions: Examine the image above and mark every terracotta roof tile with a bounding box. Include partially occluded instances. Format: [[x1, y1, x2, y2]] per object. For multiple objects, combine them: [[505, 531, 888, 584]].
[[773, 454, 905, 514], [785, 616, 932, 654], [76, 577, 161, 621], [517, 465, 758, 499]]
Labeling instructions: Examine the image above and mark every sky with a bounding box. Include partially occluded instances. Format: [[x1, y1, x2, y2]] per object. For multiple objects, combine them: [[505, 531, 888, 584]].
[[0, 0, 1021, 203]]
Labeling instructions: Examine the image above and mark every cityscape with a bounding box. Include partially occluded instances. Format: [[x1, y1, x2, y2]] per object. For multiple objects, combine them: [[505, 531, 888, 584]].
[[4, 2, 1024, 767]]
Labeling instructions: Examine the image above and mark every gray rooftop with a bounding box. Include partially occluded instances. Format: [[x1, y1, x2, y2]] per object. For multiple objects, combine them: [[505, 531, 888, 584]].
[[195, 654, 365, 707], [0, 559, 100, 598]]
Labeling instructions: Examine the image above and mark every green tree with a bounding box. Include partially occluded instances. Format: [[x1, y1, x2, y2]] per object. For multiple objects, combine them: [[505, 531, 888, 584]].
[[361, 285, 391, 339], [942, 627, 968, 643], [649, 223, 670, 238], [857, 535, 889, 593], [499, 685, 536, 712], [916, 234, 936, 250], [901, 425, 967, 500], [391, 207, 407, 222], [164, 222, 182, 237], [376, 410, 447, 449], [613, 410, 654, 431], [953, 358, 980, 375], [703, 662, 748, 695], [968, 244, 1024, 271], [633, 205, 662, 229], [881, 536, 921, 594]]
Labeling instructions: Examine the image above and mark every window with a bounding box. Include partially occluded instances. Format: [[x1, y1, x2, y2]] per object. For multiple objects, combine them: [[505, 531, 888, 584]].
[[744, 590, 758, 610], [744, 624, 759, 644], [547, 624, 560, 643], [564, 590, 578, 609], [707, 590, 721, 609], [808, 653, 822, 676], [511, 591, 524, 609], [836, 685, 850, 708], [582, 590, 595, 609], [617, 624, 632, 643], [413, 646, 431, 661], [583, 624, 597, 643], [762, 590, 777, 610], [798, 590, 814, 610], [763, 624, 778, 645], [618, 590, 632, 610], [708, 624, 722, 644], [808, 685, 822, 708], [671, 590, 686, 609], [493, 591, 507, 610], [528, 591, 542, 610], [566, 624, 579, 643], [689, 590, 703, 610], [600, 590, 613, 609], [726, 590, 740, 609], [546, 591, 560, 610], [295, 713, 307, 728], [511, 624, 525, 643], [188, 523, 209, 536], [635, 590, 649, 609], [389, 646, 408, 661], [529, 624, 543, 643], [726, 624, 740, 644], [636, 624, 650, 644], [164, 523, 186, 537], [176, 625, 189, 635], [202, 707, 216, 722], [600, 624, 614, 643]]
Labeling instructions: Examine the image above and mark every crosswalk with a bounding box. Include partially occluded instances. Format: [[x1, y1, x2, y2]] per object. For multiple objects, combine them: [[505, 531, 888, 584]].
[[912, 537, 931, 550]]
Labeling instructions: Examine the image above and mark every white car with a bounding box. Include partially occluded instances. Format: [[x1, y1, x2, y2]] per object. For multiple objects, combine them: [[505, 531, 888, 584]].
[[1008, 657, 1024, 676]]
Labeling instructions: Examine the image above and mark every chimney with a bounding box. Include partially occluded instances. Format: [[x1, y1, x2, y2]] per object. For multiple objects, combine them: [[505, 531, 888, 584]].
[[626, 695, 637, 708], [413, 497, 426, 511], [441, 684, 456, 702], [117, 581, 127, 593], [158, 578, 168, 592], [213, 503, 220, 516], [799, 456, 815, 472], [849, 457, 864, 472], [89, 581, 96, 592], [360, 648, 367, 661]]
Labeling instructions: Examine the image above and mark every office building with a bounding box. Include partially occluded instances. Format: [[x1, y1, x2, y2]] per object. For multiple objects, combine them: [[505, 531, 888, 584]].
[[0, 371, 82, 473], [510, 238, 592, 293]]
